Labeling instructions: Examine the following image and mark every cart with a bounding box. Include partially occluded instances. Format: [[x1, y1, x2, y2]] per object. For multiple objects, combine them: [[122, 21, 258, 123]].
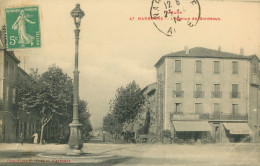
[[136, 134, 160, 144]]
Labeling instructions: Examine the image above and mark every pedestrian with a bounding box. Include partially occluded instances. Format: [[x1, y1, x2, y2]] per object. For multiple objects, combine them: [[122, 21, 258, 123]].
[[31, 132, 38, 144], [19, 132, 24, 146]]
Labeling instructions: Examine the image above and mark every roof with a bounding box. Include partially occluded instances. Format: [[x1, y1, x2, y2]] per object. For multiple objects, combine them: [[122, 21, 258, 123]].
[[223, 123, 252, 135], [142, 82, 157, 95], [18, 67, 29, 77], [172, 121, 211, 132], [155, 47, 259, 68]]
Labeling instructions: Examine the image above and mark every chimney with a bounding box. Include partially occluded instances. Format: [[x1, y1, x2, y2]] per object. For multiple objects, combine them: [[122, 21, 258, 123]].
[[218, 46, 221, 51], [240, 47, 244, 55], [185, 45, 189, 55]]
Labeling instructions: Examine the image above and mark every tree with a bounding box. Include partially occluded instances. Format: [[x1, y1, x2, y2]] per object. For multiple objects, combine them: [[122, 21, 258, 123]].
[[37, 65, 74, 144], [103, 81, 145, 140], [17, 65, 92, 144], [111, 81, 145, 125], [102, 113, 122, 134], [79, 100, 93, 139]]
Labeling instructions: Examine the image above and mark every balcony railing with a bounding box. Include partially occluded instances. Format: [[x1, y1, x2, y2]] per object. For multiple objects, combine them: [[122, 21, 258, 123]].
[[173, 91, 184, 98], [230, 92, 241, 98], [171, 112, 248, 120], [193, 91, 204, 98], [211, 91, 222, 98]]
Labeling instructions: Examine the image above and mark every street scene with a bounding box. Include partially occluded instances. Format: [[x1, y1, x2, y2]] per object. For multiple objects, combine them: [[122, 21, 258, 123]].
[[0, 0, 260, 165]]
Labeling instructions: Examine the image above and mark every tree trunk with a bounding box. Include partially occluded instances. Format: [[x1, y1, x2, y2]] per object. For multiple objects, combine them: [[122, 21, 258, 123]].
[[39, 115, 53, 144], [40, 124, 45, 144]]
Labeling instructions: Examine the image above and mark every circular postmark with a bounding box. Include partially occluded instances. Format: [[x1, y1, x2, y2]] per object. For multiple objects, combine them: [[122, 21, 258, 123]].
[[150, 0, 201, 37]]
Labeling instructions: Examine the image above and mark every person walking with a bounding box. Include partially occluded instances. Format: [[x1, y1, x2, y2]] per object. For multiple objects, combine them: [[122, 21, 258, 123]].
[[31, 133, 38, 144], [19, 133, 24, 146]]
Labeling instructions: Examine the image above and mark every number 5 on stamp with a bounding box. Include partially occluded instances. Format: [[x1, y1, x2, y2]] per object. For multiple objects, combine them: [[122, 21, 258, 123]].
[[5, 6, 41, 49]]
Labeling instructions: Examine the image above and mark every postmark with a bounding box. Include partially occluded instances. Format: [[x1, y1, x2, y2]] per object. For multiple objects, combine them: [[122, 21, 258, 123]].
[[5, 6, 41, 49], [150, 0, 201, 37]]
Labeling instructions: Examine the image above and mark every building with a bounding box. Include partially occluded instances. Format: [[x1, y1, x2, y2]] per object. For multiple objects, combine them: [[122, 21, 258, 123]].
[[141, 82, 158, 135], [155, 46, 260, 143], [0, 26, 41, 143], [0, 26, 20, 142]]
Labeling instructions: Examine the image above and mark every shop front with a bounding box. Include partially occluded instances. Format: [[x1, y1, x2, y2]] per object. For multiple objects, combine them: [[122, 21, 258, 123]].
[[172, 121, 212, 143], [223, 123, 252, 143]]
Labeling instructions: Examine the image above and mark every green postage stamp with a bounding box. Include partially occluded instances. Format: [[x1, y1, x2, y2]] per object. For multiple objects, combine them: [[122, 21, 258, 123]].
[[5, 6, 41, 49]]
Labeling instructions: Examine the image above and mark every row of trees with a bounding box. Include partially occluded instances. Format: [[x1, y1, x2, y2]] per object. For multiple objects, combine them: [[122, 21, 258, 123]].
[[17, 65, 92, 144], [102, 81, 146, 141]]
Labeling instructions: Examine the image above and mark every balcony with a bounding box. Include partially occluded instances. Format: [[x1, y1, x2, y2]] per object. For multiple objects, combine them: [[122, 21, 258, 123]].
[[173, 91, 184, 98], [230, 92, 241, 98], [193, 91, 204, 98], [211, 91, 222, 98], [171, 112, 247, 121]]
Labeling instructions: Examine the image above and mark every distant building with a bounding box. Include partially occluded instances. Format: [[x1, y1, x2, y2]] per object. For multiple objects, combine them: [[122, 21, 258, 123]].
[[154, 46, 260, 143]]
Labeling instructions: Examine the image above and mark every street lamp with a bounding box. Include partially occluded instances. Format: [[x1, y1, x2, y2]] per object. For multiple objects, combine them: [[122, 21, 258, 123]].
[[68, 3, 85, 155]]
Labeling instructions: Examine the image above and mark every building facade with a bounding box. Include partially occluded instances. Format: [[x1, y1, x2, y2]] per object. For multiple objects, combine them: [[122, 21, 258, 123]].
[[0, 26, 20, 142], [0, 26, 41, 143], [155, 47, 260, 143]]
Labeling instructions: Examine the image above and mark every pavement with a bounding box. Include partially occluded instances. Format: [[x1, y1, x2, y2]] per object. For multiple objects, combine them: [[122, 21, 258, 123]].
[[0, 137, 260, 165]]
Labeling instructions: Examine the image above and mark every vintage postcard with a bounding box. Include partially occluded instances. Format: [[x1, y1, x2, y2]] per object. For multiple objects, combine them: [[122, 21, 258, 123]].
[[0, 0, 259, 165]]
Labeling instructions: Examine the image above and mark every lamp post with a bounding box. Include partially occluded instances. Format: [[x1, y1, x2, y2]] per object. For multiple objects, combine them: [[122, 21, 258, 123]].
[[68, 4, 85, 155]]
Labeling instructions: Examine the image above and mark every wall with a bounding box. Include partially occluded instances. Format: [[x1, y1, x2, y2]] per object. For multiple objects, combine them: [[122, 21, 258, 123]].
[[156, 60, 165, 133]]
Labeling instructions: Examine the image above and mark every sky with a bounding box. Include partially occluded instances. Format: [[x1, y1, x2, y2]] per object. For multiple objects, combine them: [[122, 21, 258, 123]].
[[0, 0, 260, 128]]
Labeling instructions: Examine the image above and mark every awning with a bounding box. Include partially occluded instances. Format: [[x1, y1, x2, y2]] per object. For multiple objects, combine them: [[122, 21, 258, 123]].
[[172, 121, 211, 132], [223, 123, 252, 135]]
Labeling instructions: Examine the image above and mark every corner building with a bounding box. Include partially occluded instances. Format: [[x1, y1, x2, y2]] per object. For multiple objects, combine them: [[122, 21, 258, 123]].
[[155, 47, 260, 143]]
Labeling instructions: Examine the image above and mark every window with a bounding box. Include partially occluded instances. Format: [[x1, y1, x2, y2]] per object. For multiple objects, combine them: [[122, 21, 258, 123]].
[[232, 61, 238, 74], [196, 84, 202, 92], [175, 83, 182, 91], [5, 86, 9, 103], [175, 60, 181, 72], [214, 61, 220, 74], [232, 104, 239, 116], [231, 84, 239, 98], [174, 83, 183, 98], [194, 84, 203, 98], [213, 103, 221, 119], [212, 84, 221, 98], [254, 64, 258, 74], [174, 103, 182, 114], [196, 60, 202, 73], [195, 103, 203, 114], [214, 84, 220, 92], [12, 88, 16, 104], [6, 61, 9, 76]]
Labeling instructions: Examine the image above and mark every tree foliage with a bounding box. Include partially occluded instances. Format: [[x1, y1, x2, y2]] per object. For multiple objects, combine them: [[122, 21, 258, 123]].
[[103, 81, 145, 136], [111, 81, 145, 124], [16, 65, 92, 143], [102, 113, 122, 134], [79, 100, 93, 137]]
